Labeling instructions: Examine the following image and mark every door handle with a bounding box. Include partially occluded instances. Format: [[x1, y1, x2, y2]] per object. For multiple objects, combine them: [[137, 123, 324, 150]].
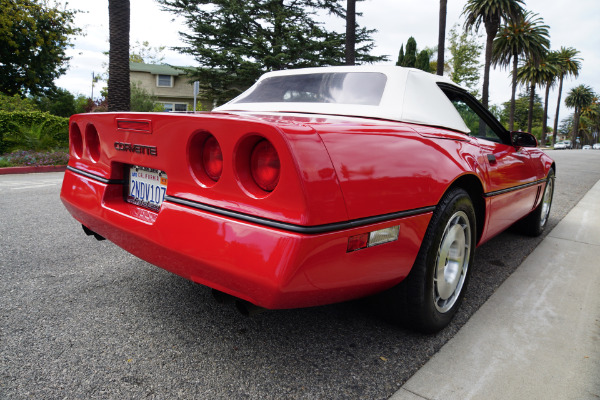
[[487, 154, 497, 164]]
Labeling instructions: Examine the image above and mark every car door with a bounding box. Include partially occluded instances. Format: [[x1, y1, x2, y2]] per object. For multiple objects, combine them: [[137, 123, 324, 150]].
[[440, 86, 541, 240]]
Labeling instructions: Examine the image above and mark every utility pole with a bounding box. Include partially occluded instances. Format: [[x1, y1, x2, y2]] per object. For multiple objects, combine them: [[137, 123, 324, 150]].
[[193, 81, 199, 111]]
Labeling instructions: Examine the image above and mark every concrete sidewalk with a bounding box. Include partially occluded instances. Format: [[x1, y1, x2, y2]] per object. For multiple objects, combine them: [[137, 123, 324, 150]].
[[391, 180, 600, 400]]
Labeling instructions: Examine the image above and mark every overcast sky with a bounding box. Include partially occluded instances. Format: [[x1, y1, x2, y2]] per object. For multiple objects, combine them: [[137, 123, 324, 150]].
[[56, 0, 600, 124]]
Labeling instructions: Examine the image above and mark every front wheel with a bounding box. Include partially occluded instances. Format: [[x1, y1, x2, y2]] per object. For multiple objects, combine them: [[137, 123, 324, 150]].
[[378, 187, 476, 333]]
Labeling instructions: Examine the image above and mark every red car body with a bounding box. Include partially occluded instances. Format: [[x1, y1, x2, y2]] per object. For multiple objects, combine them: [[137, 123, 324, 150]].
[[61, 66, 554, 323]]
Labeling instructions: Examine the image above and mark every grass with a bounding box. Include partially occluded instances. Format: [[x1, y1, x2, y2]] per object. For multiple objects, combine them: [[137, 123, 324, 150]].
[[0, 149, 69, 168]]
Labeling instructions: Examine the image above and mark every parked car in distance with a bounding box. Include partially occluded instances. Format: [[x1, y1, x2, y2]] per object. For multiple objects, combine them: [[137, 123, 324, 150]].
[[554, 141, 567, 149], [563, 140, 573, 149], [60, 66, 555, 333], [583, 145, 591, 150], [593, 143, 600, 150]]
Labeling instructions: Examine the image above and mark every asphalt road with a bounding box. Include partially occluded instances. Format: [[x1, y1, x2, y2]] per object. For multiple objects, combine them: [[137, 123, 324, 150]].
[[2, 150, 600, 399]]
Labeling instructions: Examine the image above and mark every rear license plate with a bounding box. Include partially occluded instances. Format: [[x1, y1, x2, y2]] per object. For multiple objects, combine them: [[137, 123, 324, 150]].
[[127, 166, 168, 211]]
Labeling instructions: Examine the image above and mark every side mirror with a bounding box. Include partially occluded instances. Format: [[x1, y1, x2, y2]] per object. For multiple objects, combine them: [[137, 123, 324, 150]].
[[511, 131, 538, 148]]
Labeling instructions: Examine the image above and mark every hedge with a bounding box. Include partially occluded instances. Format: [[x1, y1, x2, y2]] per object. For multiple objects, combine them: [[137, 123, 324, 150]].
[[0, 111, 69, 154]]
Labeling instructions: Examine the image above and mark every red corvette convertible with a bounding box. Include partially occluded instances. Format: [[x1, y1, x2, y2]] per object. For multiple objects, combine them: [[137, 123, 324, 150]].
[[61, 66, 554, 332]]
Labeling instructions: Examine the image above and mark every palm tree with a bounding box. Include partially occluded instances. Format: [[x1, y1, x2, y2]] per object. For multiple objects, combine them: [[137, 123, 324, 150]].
[[539, 51, 560, 142], [345, 0, 356, 65], [517, 60, 542, 134], [580, 101, 600, 145], [107, 0, 131, 111], [492, 11, 550, 131], [462, 0, 525, 109], [517, 55, 557, 139], [552, 47, 582, 146], [580, 100, 600, 145], [565, 85, 595, 147], [437, 0, 447, 76]]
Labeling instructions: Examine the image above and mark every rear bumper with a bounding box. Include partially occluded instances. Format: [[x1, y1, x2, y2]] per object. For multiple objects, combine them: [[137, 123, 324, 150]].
[[60, 169, 431, 309]]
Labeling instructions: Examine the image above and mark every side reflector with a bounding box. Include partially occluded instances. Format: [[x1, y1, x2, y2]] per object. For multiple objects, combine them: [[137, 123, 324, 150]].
[[347, 233, 369, 252], [347, 226, 400, 252]]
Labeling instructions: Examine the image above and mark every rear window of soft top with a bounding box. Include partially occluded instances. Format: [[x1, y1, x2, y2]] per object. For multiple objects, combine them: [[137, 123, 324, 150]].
[[233, 72, 387, 106]]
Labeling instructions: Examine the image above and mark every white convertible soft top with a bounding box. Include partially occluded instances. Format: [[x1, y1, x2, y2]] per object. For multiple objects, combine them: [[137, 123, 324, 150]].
[[215, 65, 470, 133]]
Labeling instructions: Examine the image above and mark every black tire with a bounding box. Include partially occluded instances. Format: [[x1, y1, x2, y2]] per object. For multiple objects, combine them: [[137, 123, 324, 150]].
[[515, 168, 555, 237], [377, 187, 476, 333]]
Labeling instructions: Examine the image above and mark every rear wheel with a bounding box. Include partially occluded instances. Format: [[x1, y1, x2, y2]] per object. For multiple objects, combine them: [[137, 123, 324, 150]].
[[515, 168, 554, 237], [378, 187, 476, 333]]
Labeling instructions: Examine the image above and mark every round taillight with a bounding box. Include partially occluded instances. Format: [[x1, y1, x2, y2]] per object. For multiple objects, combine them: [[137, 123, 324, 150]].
[[202, 135, 223, 181], [85, 124, 101, 162], [250, 139, 280, 192], [70, 123, 83, 158]]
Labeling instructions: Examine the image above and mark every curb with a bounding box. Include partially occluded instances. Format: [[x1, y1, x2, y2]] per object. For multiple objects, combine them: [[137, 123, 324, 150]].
[[0, 165, 67, 175]]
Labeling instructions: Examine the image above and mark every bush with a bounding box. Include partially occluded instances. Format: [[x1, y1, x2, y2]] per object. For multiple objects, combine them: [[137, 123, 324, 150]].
[[0, 111, 68, 153], [0, 93, 39, 112], [0, 149, 69, 167]]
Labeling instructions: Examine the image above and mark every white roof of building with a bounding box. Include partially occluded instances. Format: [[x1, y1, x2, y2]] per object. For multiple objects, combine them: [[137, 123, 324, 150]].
[[214, 66, 470, 133]]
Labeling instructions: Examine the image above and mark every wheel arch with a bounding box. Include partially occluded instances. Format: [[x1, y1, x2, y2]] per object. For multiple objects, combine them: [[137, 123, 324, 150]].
[[445, 174, 486, 244]]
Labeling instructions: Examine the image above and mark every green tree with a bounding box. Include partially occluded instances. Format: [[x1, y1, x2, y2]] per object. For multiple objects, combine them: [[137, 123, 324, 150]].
[[492, 11, 550, 131], [107, 0, 130, 111], [517, 57, 557, 136], [130, 41, 166, 64], [74, 95, 91, 114], [462, 0, 525, 109], [0, 0, 81, 96], [448, 25, 483, 96], [579, 100, 599, 145], [396, 44, 405, 66], [500, 91, 543, 132], [130, 81, 160, 112], [538, 51, 560, 140], [551, 47, 582, 146], [403, 37, 418, 68], [565, 85, 595, 147], [157, 0, 385, 105], [437, 0, 448, 76], [416, 50, 432, 72], [33, 88, 77, 118]]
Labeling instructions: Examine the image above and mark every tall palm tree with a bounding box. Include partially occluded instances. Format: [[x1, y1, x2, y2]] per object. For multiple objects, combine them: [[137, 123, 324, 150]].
[[565, 85, 595, 147], [345, 0, 356, 65], [462, 0, 525, 109], [516, 59, 543, 134], [539, 51, 560, 142], [552, 47, 582, 146], [107, 0, 131, 111], [492, 11, 550, 131], [517, 55, 558, 140], [437, 0, 447, 76]]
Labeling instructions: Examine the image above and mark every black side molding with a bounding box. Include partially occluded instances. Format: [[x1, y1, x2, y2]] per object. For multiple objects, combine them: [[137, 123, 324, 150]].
[[165, 195, 436, 235], [483, 178, 548, 198], [67, 166, 127, 185]]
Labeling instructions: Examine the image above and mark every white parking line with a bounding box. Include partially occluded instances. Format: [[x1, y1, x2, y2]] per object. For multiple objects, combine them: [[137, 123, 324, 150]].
[[0, 178, 62, 191], [11, 183, 59, 190]]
